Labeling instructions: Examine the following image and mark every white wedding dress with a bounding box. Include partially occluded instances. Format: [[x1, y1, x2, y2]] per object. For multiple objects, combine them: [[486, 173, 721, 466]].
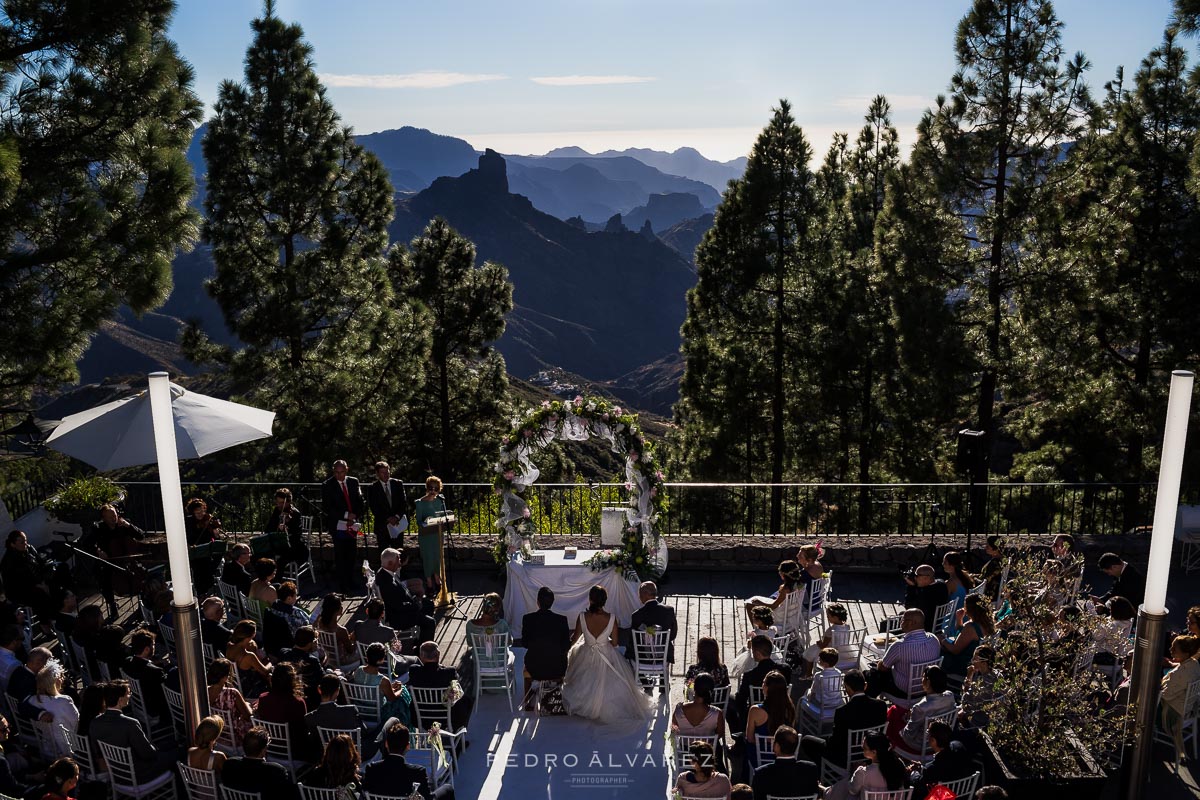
[[562, 612, 656, 723]]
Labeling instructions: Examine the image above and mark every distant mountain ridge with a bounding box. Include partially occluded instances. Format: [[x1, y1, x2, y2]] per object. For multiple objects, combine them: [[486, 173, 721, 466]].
[[543, 145, 745, 192]]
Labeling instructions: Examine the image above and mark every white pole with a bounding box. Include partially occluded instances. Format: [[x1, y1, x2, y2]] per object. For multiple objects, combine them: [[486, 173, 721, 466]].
[[147, 372, 194, 606], [1143, 369, 1193, 615]]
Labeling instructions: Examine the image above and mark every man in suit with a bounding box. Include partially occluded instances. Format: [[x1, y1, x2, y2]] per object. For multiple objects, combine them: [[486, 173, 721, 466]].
[[122, 629, 168, 720], [368, 461, 408, 560], [89, 681, 174, 781], [353, 598, 398, 645], [752, 726, 819, 800], [221, 544, 253, 596], [322, 459, 365, 593], [799, 669, 887, 766], [377, 548, 436, 644], [364, 721, 454, 800], [305, 673, 366, 736], [200, 596, 233, 654], [407, 642, 472, 732], [626, 580, 678, 665], [910, 721, 975, 797], [221, 727, 301, 800], [730, 634, 792, 735], [520, 586, 570, 710], [1093, 552, 1146, 606], [903, 565, 950, 632]]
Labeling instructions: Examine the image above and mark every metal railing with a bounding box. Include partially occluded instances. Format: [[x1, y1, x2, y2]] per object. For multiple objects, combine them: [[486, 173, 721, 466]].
[[0, 481, 55, 521], [94, 480, 1192, 543]]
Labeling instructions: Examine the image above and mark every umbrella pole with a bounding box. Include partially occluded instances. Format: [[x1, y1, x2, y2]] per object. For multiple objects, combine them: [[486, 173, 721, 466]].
[[148, 372, 206, 740]]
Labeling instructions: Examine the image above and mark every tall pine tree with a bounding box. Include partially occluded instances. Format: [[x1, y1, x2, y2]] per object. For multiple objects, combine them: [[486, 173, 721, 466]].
[[387, 218, 513, 481], [0, 0, 200, 405], [191, 2, 428, 480]]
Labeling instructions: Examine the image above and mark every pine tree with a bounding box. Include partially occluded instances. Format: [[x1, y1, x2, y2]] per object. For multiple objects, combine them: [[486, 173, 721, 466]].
[[918, 0, 1093, 488], [0, 0, 200, 404], [191, 1, 428, 480], [387, 218, 513, 481]]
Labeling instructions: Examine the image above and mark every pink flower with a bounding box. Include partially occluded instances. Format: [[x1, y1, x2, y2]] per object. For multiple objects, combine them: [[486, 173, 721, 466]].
[[625, 481, 633, 491], [628, 452, 639, 462], [523, 508, 532, 519], [612, 406, 623, 415], [503, 470, 515, 480], [573, 395, 583, 405], [656, 470, 664, 481], [541, 400, 551, 409], [601, 413, 609, 421]]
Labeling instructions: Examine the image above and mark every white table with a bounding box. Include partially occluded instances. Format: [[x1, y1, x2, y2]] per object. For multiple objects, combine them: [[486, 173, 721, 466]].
[[503, 549, 640, 640]]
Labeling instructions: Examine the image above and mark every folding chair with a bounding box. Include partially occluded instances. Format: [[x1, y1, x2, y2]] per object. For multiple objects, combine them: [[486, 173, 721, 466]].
[[409, 686, 468, 774], [671, 733, 719, 771], [97, 741, 177, 800], [298, 788, 340, 800], [177, 763, 217, 800], [405, 729, 455, 790], [932, 598, 959, 636], [65, 729, 102, 780], [862, 790, 913, 800], [831, 625, 866, 671], [121, 670, 171, 739], [770, 630, 794, 665], [711, 684, 731, 718], [893, 707, 957, 762], [799, 576, 830, 647], [754, 732, 799, 766], [881, 657, 942, 710], [469, 630, 516, 712], [70, 638, 96, 686], [631, 628, 671, 692], [798, 672, 847, 736], [218, 789, 262, 800], [243, 596, 265, 628], [749, 685, 765, 706], [762, 796, 817, 800], [163, 684, 188, 742], [203, 644, 217, 666], [318, 629, 359, 671], [820, 723, 884, 784], [210, 706, 241, 755], [341, 680, 383, 727], [217, 581, 245, 621], [159, 624, 176, 651], [938, 772, 981, 800], [316, 726, 362, 749], [775, 590, 803, 639], [251, 716, 311, 779], [1154, 677, 1200, 772]]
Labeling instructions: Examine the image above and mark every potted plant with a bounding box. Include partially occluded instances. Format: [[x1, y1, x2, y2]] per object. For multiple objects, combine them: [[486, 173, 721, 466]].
[[971, 549, 1124, 798], [44, 476, 124, 525]]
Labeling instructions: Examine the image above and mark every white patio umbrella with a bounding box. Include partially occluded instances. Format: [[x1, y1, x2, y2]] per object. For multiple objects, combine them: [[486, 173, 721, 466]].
[[46, 372, 275, 739]]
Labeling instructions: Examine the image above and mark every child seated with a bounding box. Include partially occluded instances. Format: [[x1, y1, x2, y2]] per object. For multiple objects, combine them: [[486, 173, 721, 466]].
[[805, 647, 845, 710], [802, 602, 851, 676], [729, 605, 778, 680]]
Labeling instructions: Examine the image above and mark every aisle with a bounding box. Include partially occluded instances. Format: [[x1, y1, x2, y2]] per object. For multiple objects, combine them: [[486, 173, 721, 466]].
[[455, 650, 677, 799]]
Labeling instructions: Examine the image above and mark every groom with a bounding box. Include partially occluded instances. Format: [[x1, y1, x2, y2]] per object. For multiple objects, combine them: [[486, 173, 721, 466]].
[[625, 581, 678, 667]]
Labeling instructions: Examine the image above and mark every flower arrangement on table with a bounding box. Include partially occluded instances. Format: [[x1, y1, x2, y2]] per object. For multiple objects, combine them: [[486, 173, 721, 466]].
[[490, 395, 667, 580]]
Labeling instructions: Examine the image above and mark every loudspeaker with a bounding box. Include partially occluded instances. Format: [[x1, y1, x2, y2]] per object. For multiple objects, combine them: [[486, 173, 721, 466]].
[[956, 429, 986, 476]]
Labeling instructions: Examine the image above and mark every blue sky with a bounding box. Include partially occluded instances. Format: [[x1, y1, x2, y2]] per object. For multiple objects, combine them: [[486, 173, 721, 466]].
[[170, 0, 1179, 161]]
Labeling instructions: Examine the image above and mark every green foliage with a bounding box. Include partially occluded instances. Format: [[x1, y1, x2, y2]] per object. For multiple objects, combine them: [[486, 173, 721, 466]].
[[189, 3, 430, 481], [386, 218, 514, 481], [45, 476, 123, 521], [0, 0, 201, 405]]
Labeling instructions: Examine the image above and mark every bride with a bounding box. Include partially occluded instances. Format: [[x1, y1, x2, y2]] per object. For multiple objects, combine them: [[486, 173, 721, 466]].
[[562, 585, 656, 723]]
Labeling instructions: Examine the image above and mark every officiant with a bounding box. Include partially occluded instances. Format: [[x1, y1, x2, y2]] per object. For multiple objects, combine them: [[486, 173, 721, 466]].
[[368, 461, 409, 563]]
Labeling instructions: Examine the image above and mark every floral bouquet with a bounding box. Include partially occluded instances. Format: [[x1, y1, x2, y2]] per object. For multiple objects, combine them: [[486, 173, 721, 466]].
[[446, 679, 464, 707], [427, 722, 449, 770]]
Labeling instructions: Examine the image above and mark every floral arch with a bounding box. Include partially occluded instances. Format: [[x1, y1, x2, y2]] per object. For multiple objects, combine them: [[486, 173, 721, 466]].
[[492, 395, 667, 579]]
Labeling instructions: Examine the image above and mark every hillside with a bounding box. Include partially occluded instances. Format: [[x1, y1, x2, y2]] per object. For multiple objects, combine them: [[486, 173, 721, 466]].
[[543, 146, 746, 192], [658, 214, 715, 264]]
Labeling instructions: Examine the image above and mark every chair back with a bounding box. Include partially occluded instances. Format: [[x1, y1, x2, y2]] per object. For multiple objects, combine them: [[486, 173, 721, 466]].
[[801, 578, 829, 621], [64, 729, 99, 779], [711, 684, 731, 716], [316, 726, 362, 749], [210, 705, 240, 754], [470, 631, 512, 673], [764, 795, 818, 800], [341, 679, 383, 725], [862, 790, 913, 800], [631, 628, 671, 669], [938, 772, 981, 800], [770, 630, 793, 662], [68, 637, 94, 685], [749, 684, 764, 706], [203, 644, 217, 665], [163, 684, 188, 738], [121, 670, 154, 729], [97, 660, 112, 682], [316, 629, 343, 664], [251, 716, 301, 779], [217, 581, 245, 620], [754, 733, 779, 766], [902, 706, 957, 760], [297, 787, 340, 800], [244, 596, 265, 627], [178, 762, 217, 800], [159, 624, 177, 650], [902, 657, 942, 699], [410, 685, 454, 731], [405, 730, 452, 789], [879, 615, 903, 636], [672, 733, 719, 770], [219, 788, 263, 800], [807, 672, 847, 712], [776, 590, 803, 635], [97, 741, 140, 788], [932, 599, 959, 636], [833, 626, 866, 670], [844, 724, 885, 768]]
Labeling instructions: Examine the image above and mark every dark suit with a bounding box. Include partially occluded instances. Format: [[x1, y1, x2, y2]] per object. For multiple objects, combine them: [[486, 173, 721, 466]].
[[800, 692, 888, 766], [752, 756, 820, 800], [1102, 563, 1146, 606], [264, 504, 308, 567], [368, 478, 408, 555], [731, 659, 792, 734], [305, 700, 365, 736], [322, 475, 366, 591], [221, 560, 252, 596], [353, 618, 397, 646], [627, 599, 678, 663], [911, 741, 975, 797], [201, 617, 233, 654], [364, 753, 454, 800], [89, 708, 169, 781], [904, 580, 951, 632], [375, 567, 435, 643], [221, 757, 300, 800], [520, 609, 570, 680], [122, 655, 168, 720], [407, 663, 472, 732]]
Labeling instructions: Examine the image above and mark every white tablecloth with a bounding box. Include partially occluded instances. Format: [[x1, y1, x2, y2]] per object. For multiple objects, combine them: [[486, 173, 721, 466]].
[[503, 549, 640, 639]]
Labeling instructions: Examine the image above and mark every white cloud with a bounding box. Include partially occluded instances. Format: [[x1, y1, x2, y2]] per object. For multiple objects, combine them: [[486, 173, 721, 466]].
[[832, 94, 932, 113], [318, 71, 507, 89], [529, 75, 657, 86]]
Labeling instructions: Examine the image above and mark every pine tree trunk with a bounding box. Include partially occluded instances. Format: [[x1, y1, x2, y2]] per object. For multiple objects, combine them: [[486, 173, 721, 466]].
[[770, 210, 787, 536]]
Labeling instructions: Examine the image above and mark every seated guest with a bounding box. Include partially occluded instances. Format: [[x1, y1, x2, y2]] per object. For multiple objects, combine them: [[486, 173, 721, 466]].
[[731, 635, 791, 735], [673, 739, 732, 799], [226, 620, 271, 699], [465, 592, 509, 641], [38, 756, 78, 800], [0, 716, 29, 795], [222, 545, 253, 596], [520, 587, 570, 709], [221, 727, 300, 800], [264, 582, 308, 656], [802, 603, 851, 677], [27, 661, 77, 757], [52, 591, 77, 642], [799, 668, 887, 766], [8, 646, 51, 712], [671, 672, 725, 737], [122, 629, 168, 720], [1092, 553, 1146, 606], [864, 609, 940, 698], [376, 549, 436, 644], [315, 594, 357, 668], [743, 560, 803, 624], [206, 659, 253, 746], [804, 648, 845, 711], [889, 665, 955, 753], [910, 720, 974, 798], [627, 580, 678, 663], [305, 733, 362, 793], [903, 566, 949, 633], [305, 674, 366, 737], [186, 715, 228, 774], [352, 599, 397, 646], [351, 643, 412, 724], [95, 623, 131, 677], [824, 733, 909, 800], [70, 606, 103, 679], [277, 627, 324, 709], [979, 535, 1007, 600], [940, 552, 974, 635], [751, 725, 817, 800], [958, 646, 998, 730], [938, 594, 994, 676], [254, 663, 313, 759], [1161, 635, 1200, 750], [407, 642, 472, 732], [731, 787, 752, 800], [363, 721, 454, 800], [730, 606, 777, 682], [744, 670, 794, 774], [200, 597, 233, 654], [685, 636, 730, 689], [0, 626, 22, 694], [89, 680, 173, 781], [248, 558, 279, 606]]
